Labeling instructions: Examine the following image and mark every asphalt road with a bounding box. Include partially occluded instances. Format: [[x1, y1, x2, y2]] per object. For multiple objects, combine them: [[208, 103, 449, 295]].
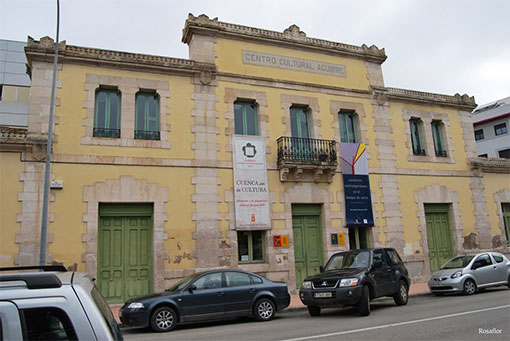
[[122, 288, 510, 341]]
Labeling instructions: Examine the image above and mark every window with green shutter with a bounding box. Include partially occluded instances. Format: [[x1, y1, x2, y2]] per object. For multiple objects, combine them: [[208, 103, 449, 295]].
[[432, 120, 447, 157], [94, 89, 121, 138], [338, 111, 358, 143], [135, 92, 160, 140], [234, 101, 258, 135], [410, 118, 425, 155], [238, 231, 265, 263]]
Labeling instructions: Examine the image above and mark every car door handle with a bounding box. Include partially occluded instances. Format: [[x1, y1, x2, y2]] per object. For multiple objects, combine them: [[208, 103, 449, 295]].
[[217, 291, 225, 296], [249, 288, 256, 293]]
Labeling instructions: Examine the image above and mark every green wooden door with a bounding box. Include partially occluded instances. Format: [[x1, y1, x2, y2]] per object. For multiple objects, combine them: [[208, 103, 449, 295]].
[[502, 203, 510, 246], [292, 205, 323, 289], [425, 205, 454, 272], [98, 205, 153, 303]]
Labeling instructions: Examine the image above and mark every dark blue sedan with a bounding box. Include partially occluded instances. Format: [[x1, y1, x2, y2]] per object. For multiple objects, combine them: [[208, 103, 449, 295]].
[[119, 269, 290, 332]]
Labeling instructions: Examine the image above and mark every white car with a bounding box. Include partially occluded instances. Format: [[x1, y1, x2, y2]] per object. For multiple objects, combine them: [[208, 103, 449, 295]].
[[428, 252, 510, 295]]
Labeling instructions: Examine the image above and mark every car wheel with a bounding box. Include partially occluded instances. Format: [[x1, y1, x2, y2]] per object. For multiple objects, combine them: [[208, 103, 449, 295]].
[[254, 298, 275, 321], [463, 279, 477, 295], [150, 306, 177, 332], [358, 285, 370, 316], [393, 280, 409, 306], [507, 274, 510, 289], [307, 305, 321, 316]]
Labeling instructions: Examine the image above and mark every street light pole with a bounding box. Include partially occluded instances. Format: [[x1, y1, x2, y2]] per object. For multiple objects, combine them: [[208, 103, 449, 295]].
[[39, 0, 60, 266]]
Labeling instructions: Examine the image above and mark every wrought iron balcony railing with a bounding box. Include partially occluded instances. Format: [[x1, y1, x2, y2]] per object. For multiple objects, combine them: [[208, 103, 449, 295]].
[[135, 130, 161, 140], [277, 136, 337, 165], [93, 128, 121, 138]]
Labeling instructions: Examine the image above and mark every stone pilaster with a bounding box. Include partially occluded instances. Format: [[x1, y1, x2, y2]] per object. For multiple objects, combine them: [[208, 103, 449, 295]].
[[459, 110, 477, 159], [470, 177, 492, 249], [26, 61, 61, 143], [372, 92, 404, 254], [191, 70, 222, 268], [15, 162, 55, 265]]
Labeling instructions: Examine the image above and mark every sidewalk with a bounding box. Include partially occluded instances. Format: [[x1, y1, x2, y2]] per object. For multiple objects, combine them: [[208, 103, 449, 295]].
[[110, 282, 430, 323]]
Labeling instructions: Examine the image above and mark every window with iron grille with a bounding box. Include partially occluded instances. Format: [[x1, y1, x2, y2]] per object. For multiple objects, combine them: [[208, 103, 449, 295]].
[[93, 89, 121, 138], [135, 92, 160, 140]]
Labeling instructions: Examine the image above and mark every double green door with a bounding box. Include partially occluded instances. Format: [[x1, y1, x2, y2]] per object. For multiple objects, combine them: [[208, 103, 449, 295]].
[[292, 205, 323, 289], [98, 205, 153, 303], [425, 205, 454, 272]]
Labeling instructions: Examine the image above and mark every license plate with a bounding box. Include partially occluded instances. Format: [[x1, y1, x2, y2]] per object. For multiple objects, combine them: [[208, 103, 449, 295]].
[[314, 292, 332, 298]]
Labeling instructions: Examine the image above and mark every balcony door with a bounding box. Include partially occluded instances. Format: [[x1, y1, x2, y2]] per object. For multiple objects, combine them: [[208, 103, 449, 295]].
[[290, 106, 312, 160]]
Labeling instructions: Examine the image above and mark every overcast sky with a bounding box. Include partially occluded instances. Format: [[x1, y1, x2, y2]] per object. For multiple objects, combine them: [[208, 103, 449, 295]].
[[1, 0, 509, 106]]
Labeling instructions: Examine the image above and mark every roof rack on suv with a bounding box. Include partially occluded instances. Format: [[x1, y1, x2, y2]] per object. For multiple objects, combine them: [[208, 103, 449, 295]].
[[0, 265, 67, 289], [0, 265, 67, 272]]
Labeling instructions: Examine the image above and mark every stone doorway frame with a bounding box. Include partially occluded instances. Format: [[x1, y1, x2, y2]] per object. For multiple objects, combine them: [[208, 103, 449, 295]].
[[82, 176, 168, 292]]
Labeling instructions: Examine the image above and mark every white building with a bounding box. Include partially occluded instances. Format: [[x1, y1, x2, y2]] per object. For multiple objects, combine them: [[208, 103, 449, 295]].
[[472, 96, 510, 158]]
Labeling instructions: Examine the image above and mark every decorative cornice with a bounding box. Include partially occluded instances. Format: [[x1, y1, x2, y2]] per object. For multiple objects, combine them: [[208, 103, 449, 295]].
[[182, 14, 387, 64], [25, 36, 216, 75], [377, 87, 477, 111], [470, 157, 510, 174], [0, 126, 28, 151]]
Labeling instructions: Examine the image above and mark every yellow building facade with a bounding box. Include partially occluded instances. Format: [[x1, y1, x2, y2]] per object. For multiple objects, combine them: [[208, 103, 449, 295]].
[[1, 14, 509, 302]]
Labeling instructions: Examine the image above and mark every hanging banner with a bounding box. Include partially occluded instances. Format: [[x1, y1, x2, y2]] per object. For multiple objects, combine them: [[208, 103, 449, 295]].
[[233, 135, 271, 230], [340, 143, 374, 227]]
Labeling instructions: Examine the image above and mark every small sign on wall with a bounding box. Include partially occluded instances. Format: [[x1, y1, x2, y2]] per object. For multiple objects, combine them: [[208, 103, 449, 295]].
[[281, 235, 289, 247], [273, 235, 289, 247], [273, 235, 281, 247], [331, 233, 345, 245]]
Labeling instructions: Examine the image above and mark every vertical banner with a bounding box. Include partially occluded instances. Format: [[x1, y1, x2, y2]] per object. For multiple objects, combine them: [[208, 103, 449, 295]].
[[340, 143, 374, 227], [233, 135, 271, 230]]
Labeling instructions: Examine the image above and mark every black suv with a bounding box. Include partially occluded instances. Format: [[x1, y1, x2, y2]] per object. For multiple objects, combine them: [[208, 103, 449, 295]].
[[299, 248, 410, 316]]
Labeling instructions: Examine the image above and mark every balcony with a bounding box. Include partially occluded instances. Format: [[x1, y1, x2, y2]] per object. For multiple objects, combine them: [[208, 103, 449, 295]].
[[277, 136, 338, 183]]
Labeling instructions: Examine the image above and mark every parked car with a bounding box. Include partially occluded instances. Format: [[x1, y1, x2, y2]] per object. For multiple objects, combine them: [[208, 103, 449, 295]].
[[428, 252, 510, 295], [119, 269, 290, 332], [0, 265, 123, 340], [299, 248, 410, 317]]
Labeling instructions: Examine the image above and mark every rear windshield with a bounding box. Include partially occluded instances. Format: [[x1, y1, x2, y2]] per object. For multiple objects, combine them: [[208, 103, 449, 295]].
[[325, 251, 370, 270], [441, 255, 475, 269], [91, 286, 123, 340]]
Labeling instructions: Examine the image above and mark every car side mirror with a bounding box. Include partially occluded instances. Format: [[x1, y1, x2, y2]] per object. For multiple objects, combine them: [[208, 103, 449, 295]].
[[319, 265, 325, 273], [188, 285, 197, 293], [373, 260, 383, 268], [472, 262, 481, 270]]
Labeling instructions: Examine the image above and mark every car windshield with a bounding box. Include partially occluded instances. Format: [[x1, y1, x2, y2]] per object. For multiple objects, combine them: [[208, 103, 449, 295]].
[[166, 274, 199, 291], [325, 251, 370, 270], [441, 255, 475, 269]]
